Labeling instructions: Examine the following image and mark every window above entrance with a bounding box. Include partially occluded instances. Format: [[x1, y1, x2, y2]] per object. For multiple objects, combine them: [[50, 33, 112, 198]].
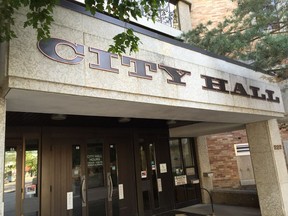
[[71, 0, 185, 37]]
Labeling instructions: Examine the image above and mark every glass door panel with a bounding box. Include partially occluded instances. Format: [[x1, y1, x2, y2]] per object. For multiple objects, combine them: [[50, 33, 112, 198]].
[[4, 146, 18, 216], [139, 141, 160, 215], [86, 142, 106, 216], [181, 139, 198, 201], [23, 139, 40, 216], [169, 139, 186, 203], [109, 144, 119, 216], [72, 145, 82, 216], [69, 139, 121, 216], [170, 139, 184, 176], [4, 136, 40, 216], [149, 144, 159, 209], [169, 138, 201, 207]]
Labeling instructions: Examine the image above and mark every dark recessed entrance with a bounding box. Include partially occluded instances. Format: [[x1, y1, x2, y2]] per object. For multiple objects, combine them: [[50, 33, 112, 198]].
[[6, 112, 198, 128], [4, 112, 201, 216]]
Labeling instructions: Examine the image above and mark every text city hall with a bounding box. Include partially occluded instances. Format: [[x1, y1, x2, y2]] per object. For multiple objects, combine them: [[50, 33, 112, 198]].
[[38, 38, 280, 103]]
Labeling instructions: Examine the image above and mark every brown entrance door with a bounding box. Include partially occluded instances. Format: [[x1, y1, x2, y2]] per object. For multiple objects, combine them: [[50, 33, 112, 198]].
[[135, 130, 174, 216], [4, 141, 21, 216], [169, 138, 201, 208], [43, 131, 137, 216], [4, 135, 41, 216], [138, 141, 161, 216]]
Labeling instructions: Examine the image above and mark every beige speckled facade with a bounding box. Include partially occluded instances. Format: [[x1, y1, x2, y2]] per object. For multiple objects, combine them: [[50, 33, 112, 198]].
[[195, 136, 213, 204], [0, 98, 6, 216], [1, 3, 288, 216], [177, 1, 192, 32], [6, 6, 284, 123], [246, 119, 288, 216]]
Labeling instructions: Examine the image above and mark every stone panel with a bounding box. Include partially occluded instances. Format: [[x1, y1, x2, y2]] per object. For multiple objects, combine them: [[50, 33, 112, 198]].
[[195, 136, 213, 203], [0, 98, 6, 215], [246, 119, 288, 216], [6, 5, 284, 121]]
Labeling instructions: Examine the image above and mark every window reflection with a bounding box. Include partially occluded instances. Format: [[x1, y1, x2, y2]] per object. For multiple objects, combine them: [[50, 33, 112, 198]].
[[169, 138, 199, 204], [169, 139, 183, 176], [23, 139, 39, 216], [149, 143, 160, 208], [87, 142, 106, 216], [72, 145, 82, 216], [87, 144, 104, 188], [140, 145, 148, 179], [4, 147, 17, 216]]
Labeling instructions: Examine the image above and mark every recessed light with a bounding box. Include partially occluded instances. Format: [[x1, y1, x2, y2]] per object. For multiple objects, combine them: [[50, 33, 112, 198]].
[[51, 114, 67, 120]]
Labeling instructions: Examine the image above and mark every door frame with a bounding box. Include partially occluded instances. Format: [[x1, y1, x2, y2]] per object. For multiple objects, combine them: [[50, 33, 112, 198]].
[[5, 126, 178, 216], [133, 128, 174, 216], [169, 137, 202, 209], [4, 127, 42, 216], [4, 138, 22, 216], [41, 127, 138, 216]]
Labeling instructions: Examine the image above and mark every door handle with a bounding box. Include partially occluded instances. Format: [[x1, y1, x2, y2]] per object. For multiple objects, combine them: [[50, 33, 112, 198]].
[[107, 173, 113, 201], [81, 176, 86, 206], [109, 175, 113, 200]]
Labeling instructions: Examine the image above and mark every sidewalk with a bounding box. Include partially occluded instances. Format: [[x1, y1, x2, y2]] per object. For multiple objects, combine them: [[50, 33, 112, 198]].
[[179, 204, 261, 216]]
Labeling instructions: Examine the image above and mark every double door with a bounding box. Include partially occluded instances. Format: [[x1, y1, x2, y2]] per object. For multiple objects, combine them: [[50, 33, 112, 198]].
[[42, 131, 137, 216], [135, 132, 175, 216], [4, 135, 41, 216], [4, 128, 197, 216]]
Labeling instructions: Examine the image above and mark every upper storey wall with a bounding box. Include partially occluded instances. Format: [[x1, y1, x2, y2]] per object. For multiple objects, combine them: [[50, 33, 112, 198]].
[[191, 0, 237, 28], [5, 3, 284, 123]]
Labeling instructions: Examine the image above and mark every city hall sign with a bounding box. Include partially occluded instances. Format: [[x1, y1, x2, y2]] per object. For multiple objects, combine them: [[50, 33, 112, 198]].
[[38, 38, 280, 103]]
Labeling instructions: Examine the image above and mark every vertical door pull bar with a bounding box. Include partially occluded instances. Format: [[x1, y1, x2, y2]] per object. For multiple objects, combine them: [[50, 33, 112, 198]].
[[109, 175, 113, 199], [107, 173, 113, 201], [81, 176, 86, 206]]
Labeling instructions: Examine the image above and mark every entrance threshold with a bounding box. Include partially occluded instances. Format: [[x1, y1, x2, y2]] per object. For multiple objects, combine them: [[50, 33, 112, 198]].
[[179, 204, 261, 216], [155, 210, 205, 216]]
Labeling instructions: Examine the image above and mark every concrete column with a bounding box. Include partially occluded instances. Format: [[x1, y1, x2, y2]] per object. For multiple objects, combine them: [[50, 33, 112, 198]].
[[195, 136, 213, 204], [246, 119, 288, 216], [177, 0, 192, 32], [0, 98, 6, 216]]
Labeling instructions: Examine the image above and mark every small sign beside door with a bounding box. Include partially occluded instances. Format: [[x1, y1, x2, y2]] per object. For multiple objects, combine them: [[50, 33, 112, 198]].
[[174, 175, 187, 186], [119, 184, 124, 200], [26, 185, 36, 195], [141, 171, 147, 178], [157, 178, 162, 192], [67, 192, 73, 210], [159, 163, 167, 173]]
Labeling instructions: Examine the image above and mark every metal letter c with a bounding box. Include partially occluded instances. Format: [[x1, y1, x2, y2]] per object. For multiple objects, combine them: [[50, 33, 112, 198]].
[[37, 38, 84, 64]]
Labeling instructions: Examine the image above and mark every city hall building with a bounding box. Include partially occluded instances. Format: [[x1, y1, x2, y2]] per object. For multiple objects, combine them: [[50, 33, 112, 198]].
[[0, 0, 288, 216]]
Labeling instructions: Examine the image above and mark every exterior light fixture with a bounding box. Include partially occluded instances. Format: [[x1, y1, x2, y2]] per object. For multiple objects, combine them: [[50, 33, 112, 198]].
[[118, 117, 131, 123], [167, 120, 176, 125], [51, 114, 67, 120]]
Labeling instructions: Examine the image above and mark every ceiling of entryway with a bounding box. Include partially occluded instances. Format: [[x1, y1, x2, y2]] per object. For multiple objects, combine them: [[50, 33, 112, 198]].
[[5, 89, 282, 126], [6, 111, 197, 128]]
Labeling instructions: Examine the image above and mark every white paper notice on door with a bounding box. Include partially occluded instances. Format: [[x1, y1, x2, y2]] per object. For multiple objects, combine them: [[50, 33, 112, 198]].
[[67, 192, 73, 210], [159, 163, 167, 173], [157, 178, 162, 192], [119, 184, 124, 200]]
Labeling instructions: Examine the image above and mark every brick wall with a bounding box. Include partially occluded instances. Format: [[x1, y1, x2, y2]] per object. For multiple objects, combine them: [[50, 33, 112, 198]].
[[191, 0, 237, 28], [280, 123, 288, 140], [280, 124, 288, 166], [207, 130, 247, 189], [207, 127, 288, 189]]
